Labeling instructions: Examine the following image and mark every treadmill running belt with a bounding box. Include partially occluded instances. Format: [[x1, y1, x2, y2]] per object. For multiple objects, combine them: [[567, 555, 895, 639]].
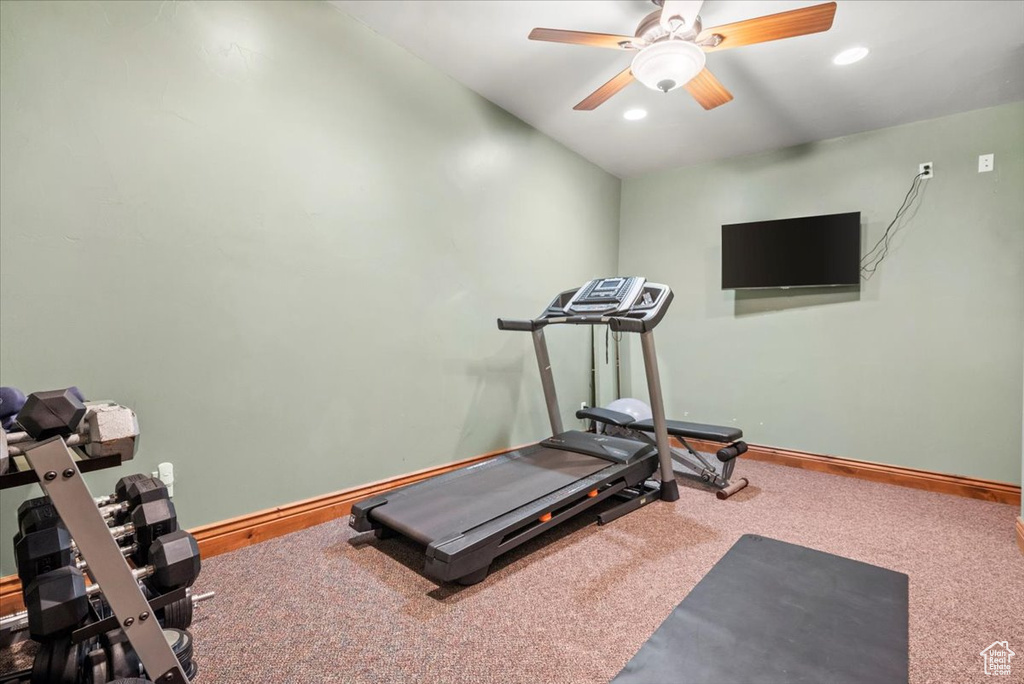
[[613, 535, 909, 684], [370, 447, 611, 545]]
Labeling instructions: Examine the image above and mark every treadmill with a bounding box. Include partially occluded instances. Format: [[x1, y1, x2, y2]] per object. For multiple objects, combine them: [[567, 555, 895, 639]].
[[350, 277, 679, 585]]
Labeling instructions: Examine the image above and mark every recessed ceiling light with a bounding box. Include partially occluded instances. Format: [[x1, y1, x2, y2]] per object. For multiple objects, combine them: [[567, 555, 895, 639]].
[[833, 46, 869, 66], [623, 108, 648, 121]]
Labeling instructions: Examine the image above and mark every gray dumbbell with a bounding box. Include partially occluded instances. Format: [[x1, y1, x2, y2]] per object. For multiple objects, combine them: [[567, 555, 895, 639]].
[[3, 393, 138, 466]]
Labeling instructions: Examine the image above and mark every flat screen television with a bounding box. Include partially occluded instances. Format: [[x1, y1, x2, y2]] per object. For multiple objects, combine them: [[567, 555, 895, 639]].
[[721, 211, 861, 289]]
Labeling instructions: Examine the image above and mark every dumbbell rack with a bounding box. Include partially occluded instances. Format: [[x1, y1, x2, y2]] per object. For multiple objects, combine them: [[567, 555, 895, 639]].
[[0, 437, 189, 683]]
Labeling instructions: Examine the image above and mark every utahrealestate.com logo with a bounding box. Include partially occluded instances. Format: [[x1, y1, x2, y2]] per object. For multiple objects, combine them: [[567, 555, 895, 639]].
[[980, 641, 1015, 676]]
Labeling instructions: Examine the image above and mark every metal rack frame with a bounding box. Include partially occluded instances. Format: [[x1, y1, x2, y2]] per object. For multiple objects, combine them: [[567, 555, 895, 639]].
[[2, 437, 188, 683]]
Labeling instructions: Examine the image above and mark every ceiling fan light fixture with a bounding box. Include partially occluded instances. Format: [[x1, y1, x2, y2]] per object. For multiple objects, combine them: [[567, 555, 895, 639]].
[[631, 40, 706, 93], [833, 46, 869, 66]]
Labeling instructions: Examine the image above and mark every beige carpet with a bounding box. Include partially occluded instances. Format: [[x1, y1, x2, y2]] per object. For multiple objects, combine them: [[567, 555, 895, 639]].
[[3, 458, 1023, 683]]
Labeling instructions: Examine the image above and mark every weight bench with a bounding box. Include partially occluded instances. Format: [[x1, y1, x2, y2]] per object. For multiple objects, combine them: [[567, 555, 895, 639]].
[[576, 407, 749, 499]]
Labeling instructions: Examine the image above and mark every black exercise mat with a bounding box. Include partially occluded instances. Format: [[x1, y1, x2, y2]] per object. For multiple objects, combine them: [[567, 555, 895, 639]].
[[613, 534, 909, 684]]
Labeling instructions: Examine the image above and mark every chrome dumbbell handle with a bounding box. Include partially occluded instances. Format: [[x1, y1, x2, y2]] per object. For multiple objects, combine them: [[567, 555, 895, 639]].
[[73, 543, 138, 569]]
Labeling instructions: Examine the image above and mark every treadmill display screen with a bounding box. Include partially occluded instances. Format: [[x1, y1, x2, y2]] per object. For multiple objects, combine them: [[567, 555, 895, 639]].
[[571, 277, 639, 312]]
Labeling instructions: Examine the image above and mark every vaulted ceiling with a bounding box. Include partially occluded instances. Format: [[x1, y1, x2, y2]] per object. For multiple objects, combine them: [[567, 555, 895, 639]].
[[333, 1, 1024, 177]]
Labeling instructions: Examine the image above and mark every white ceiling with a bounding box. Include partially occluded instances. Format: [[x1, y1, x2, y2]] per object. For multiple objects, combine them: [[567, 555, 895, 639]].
[[332, 1, 1024, 178]]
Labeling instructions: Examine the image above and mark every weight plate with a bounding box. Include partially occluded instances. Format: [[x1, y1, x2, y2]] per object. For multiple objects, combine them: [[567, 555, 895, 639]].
[[46, 637, 81, 684], [158, 597, 193, 629], [88, 651, 109, 684], [162, 628, 195, 679], [112, 641, 141, 680], [31, 639, 55, 683]]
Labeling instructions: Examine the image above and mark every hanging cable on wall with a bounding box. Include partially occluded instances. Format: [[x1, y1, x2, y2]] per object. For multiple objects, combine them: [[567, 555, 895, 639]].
[[861, 170, 928, 280]]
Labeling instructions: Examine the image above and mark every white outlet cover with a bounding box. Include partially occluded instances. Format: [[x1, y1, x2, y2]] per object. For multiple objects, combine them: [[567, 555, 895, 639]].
[[978, 154, 994, 172], [919, 162, 933, 178]]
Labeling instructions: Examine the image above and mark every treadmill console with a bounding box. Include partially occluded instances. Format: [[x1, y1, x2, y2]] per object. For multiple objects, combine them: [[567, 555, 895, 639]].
[[498, 276, 673, 334], [566, 277, 645, 314]]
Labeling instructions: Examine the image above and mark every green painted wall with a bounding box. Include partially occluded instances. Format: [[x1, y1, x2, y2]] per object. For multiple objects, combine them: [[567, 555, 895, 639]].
[[619, 102, 1024, 485], [2, 3, 1021, 580], [0, 1, 620, 574]]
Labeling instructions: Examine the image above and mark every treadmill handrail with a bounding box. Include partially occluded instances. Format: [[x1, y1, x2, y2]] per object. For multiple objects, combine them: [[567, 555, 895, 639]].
[[496, 318, 546, 331], [497, 284, 673, 334], [497, 313, 662, 333]]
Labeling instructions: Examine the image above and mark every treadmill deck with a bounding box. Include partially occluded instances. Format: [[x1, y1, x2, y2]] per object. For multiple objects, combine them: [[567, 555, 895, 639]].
[[371, 445, 610, 545]]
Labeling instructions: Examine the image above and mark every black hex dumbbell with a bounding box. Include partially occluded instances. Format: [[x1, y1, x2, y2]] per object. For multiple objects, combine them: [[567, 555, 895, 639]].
[[17, 474, 169, 535], [22, 566, 90, 640], [13, 525, 75, 585], [15, 497, 64, 536], [14, 498, 177, 586], [15, 388, 87, 439], [128, 498, 179, 564], [100, 475, 171, 525], [23, 530, 201, 640], [16, 475, 155, 532], [145, 530, 202, 590], [13, 525, 139, 586]]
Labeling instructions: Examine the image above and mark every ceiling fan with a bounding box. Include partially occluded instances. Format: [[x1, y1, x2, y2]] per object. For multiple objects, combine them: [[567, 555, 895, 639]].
[[529, 0, 837, 111]]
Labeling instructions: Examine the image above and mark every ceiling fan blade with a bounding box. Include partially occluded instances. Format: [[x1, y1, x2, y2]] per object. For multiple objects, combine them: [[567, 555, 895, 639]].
[[529, 28, 638, 50], [684, 68, 733, 110], [697, 2, 837, 52], [574, 67, 635, 110]]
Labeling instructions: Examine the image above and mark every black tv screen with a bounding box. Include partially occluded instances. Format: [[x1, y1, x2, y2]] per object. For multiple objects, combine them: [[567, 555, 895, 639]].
[[721, 212, 861, 289]]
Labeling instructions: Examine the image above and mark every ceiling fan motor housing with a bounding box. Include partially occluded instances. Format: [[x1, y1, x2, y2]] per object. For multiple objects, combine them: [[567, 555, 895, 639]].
[[635, 10, 702, 44], [631, 40, 707, 92]]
